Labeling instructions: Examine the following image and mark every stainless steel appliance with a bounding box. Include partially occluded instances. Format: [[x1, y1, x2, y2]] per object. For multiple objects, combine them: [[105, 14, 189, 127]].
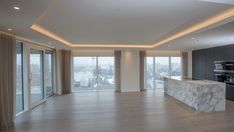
[[214, 61, 234, 82], [214, 61, 234, 101], [214, 61, 234, 73]]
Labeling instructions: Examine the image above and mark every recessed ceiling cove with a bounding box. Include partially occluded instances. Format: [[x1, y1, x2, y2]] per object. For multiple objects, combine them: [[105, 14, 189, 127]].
[[33, 0, 233, 47], [199, 0, 234, 5], [156, 21, 234, 51]]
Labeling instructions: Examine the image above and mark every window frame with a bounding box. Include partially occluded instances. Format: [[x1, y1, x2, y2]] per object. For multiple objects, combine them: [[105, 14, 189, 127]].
[[146, 56, 182, 89], [72, 56, 115, 92], [44, 50, 55, 98]]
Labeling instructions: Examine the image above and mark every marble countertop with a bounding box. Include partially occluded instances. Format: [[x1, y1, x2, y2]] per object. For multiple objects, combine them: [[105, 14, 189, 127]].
[[166, 76, 225, 85], [165, 76, 226, 112]]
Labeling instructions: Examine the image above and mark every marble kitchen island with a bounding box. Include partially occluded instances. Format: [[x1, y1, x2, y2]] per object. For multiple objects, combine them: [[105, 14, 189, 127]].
[[164, 77, 226, 112]]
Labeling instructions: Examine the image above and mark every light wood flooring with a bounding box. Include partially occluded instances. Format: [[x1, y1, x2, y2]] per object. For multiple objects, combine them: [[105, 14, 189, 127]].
[[4, 90, 234, 132]]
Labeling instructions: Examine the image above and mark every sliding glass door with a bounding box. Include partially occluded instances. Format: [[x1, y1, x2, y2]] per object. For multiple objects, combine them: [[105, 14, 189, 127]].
[[16, 42, 24, 114], [30, 49, 44, 105], [14, 42, 56, 116], [45, 51, 54, 97], [73, 56, 115, 92]]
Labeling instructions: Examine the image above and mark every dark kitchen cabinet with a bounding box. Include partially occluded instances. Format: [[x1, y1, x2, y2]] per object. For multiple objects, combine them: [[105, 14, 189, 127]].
[[226, 84, 234, 101], [205, 49, 215, 80], [192, 50, 206, 79], [192, 44, 234, 101]]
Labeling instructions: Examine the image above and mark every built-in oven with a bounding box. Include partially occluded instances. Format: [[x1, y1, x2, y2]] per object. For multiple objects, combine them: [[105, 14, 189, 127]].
[[215, 63, 223, 70], [214, 61, 234, 82], [214, 61, 234, 101], [215, 74, 226, 82], [214, 61, 234, 71]]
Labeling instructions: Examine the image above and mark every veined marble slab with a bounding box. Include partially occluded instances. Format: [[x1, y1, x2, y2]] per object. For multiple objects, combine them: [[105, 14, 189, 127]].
[[164, 77, 226, 112]]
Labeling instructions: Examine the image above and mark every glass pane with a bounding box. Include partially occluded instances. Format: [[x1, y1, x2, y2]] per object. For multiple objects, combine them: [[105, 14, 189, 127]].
[[97, 57, 115, 90], [146, 57, 154, 89], [155, 57, 169, 89], [16, 43, 24, 114], [171, 57, 182, 78], [45, 51, 53, 97], [73, 57, 97, 91], [30, 50, 44, 104]]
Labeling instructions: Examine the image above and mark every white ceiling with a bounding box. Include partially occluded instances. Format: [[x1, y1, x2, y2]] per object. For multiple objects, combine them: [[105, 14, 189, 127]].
[[156, 21, 234, 51], [0, 0, 234, 50], [0, 0, 67, 48], [36, 0, 232, 45]]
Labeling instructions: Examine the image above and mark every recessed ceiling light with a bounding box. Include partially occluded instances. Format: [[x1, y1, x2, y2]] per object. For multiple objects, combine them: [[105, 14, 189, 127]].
[[8, 28, 12, 31], [192, 37, 195, 40], [13, 6, 20, 10]]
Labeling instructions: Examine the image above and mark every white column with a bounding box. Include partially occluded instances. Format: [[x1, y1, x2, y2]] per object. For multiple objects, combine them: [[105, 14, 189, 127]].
[[120, 50, 140, 92]]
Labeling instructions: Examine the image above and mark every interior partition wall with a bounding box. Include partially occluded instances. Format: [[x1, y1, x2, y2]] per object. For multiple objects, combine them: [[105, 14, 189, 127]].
[[73, 56, 115, 92], [146, 56, 181, 89]]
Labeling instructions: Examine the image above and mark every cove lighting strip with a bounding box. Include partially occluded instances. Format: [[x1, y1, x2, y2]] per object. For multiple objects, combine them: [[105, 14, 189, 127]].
[[31, 24, 73, 47]]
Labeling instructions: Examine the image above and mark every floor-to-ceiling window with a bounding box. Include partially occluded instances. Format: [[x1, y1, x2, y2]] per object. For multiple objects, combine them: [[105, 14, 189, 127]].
[[73, 57, 97, 91], [16, 42, 24, 114], [45, 51, 54, 97], [170, 57, 182, 78], [30, 49, 44, 105], [146, 57, 154, 89], [97, 57, 115, 90], [73, 56, 115, 92], [146, 56, 181, 89], [155, 57, 170, 89]]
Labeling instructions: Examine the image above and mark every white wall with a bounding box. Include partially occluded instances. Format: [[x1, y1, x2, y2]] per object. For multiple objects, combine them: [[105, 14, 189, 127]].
[[121, 50, 140, 92], [188, 51, 193, 78]]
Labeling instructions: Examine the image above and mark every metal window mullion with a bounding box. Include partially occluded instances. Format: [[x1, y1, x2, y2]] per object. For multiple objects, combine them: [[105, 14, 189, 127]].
[[169, 57, 171, 78], [96, 56, 99, 91], [42, 51, 45, 100]]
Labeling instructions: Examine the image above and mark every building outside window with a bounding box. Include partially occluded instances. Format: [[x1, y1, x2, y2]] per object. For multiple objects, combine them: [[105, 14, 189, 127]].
[[146, 56, 181, 89], [73, 57, 115, 92]]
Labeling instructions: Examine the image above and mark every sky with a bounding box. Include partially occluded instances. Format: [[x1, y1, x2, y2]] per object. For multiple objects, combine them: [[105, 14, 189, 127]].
[[74, 57, 114, 66]]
